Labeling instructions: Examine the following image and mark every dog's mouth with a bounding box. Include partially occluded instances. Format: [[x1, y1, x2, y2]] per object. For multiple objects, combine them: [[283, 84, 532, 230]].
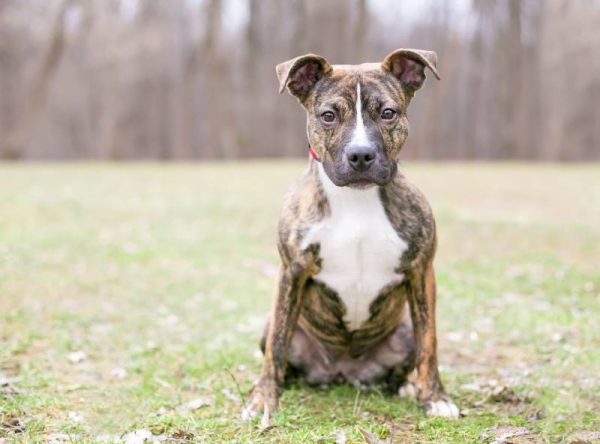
[[321, 157, 398, 188], [346, 178, 378, 189], [328, 171, 395, 188], [328, 166, 396, 188]]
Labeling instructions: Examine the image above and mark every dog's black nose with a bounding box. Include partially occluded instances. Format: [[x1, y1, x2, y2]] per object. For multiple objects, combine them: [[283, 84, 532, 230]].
[[346, 145, 376, 172]]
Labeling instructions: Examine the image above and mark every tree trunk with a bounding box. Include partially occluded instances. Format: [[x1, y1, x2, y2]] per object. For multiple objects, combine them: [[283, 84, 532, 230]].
[[1, 0, 74, 159]]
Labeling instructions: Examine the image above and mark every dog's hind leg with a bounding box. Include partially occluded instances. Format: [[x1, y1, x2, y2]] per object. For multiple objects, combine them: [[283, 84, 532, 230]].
[[260, 315, 338, 385], [375, 311, 417, 394]]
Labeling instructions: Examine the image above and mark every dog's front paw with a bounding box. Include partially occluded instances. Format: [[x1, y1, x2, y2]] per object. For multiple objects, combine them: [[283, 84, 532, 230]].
[[241, 382, 279, 429], [426, 397, 459, 418]]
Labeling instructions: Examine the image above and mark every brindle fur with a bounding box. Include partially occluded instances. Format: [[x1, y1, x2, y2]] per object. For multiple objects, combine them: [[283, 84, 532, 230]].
[[243, 49, 456, 425]]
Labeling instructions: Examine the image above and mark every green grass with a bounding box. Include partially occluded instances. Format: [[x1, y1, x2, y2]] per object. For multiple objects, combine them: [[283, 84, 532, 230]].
[[0, 161, 599, 443]]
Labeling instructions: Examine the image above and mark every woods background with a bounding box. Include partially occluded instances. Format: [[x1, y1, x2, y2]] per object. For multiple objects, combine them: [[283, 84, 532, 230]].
[[1, 0, 599, 161]]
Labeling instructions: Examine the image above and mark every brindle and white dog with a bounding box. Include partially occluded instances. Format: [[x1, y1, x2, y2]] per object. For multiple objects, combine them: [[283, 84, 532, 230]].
[[243, 48, 459, 426]]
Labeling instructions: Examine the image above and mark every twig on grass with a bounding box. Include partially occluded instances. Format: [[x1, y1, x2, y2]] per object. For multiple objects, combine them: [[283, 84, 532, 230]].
[[224, 366, 248, 412], [352, 389, 362, 416]]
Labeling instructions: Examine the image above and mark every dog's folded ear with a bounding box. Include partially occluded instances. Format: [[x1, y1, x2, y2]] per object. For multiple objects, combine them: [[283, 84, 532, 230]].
[[382, 49, 440, 94], [276, 54, 332, 102]]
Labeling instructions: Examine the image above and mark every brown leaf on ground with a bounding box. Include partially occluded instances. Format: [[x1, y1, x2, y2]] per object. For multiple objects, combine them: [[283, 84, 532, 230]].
[[1, 414, 25, 434], [565, 431, 600, 444], [484, 425, 541, 444], [171, 430, 195, 441], [468, 381, 533, 415], [358, 427, 389, 444], [490, 386, 529, 404]]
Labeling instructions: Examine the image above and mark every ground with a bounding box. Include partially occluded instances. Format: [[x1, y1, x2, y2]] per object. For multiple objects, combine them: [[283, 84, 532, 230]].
[[0, 161, 599, 444]]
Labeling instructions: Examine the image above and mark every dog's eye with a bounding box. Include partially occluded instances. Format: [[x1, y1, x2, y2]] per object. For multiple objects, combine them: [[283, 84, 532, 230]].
[[321, 111, 335, 123], [381, 108, 397, 120]]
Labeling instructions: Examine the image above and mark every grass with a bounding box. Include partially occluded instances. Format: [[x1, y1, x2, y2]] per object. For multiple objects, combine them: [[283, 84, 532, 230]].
[[0, 161, 599, 443]]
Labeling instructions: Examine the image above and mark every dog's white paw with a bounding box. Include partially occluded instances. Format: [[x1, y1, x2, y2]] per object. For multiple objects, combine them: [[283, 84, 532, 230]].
[[426, 398, 459, 418], [241, 391, 274, 430], [241, 403, 273, 430], [398, 382, 417, 400]]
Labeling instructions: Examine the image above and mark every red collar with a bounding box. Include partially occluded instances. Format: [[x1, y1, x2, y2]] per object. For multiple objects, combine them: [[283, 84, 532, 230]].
[[308, 145, 320, 161]]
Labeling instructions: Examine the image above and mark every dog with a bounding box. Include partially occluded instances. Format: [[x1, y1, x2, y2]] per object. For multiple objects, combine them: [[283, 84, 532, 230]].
[[242, 48, 458, 427]]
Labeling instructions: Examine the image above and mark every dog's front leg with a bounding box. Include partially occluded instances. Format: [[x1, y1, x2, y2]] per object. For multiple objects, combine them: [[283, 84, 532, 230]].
[[407, 258, 459, 418], [242, 263, 306, 427]]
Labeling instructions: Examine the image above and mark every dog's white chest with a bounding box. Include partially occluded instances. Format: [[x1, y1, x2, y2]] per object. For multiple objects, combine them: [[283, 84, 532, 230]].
[[302, 165, 407, 330]]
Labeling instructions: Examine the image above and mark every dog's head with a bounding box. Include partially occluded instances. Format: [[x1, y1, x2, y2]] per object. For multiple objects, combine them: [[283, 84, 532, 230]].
[[276, 49, 439, 188]]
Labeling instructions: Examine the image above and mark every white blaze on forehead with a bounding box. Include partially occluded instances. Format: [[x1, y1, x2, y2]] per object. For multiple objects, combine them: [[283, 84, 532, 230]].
[[350, 82, 371, 146]]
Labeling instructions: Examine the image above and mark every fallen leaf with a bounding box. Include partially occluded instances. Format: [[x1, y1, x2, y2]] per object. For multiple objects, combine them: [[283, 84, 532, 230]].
[[1, 414, 25, 433], [490, 386, 529, 404], [67, 351, 87, 363], [171, 430, 194, 441], [335, 429, 347, 444], [358, 427, 389, 444], [68, 411, 83, 423], [565, 431, 600, 444], [123, 429, 152, 444], [154, 377, 172, 389], [0, 375, 19, 386], [156, 406, 170, 415], [0, 374, 24, 398], [461, 382, 483, 392], [177, 397, 212, 412], [485, 425, 533, 444], [447, 331, 464, 342]]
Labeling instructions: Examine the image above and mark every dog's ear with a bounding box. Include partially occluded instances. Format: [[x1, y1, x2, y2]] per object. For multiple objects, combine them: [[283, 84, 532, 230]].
[[276, 54, 332, 102], [382, 49, 440, 94]]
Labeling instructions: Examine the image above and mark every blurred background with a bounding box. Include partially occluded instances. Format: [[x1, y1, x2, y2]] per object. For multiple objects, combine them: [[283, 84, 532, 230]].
[[1, 0, 599, 161]]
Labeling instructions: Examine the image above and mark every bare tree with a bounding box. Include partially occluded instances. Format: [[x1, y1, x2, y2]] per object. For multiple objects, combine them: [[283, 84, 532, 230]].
[[2, 0, 75, 159], [0, 0, 598, 160]]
